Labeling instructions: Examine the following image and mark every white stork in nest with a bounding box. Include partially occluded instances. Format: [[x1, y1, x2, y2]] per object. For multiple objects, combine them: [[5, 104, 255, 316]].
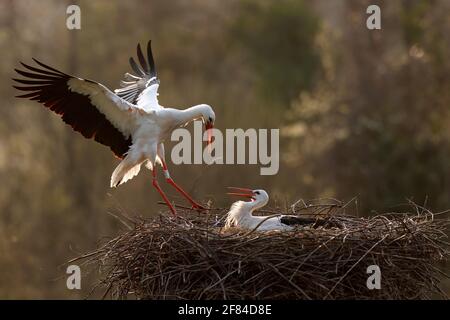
[[224, 187, 326, 231], [13, 40, 215, 215]]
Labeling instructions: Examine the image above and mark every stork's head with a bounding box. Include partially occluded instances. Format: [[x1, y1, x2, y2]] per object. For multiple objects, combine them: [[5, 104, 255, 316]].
[[227, 187, 269, 208], [200, 104, 215, 152]]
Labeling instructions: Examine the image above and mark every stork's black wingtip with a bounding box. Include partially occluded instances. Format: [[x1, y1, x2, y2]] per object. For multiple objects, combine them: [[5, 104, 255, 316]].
[[31, 57, 47, 68], [12, 85, 26, 95], [15, 62, 28, 71], [19, 61, 33, 70]]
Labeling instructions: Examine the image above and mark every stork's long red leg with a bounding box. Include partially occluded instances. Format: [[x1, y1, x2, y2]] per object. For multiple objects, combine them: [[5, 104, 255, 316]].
[[161, 161, 206, 211], [151, 167, 176, 215]]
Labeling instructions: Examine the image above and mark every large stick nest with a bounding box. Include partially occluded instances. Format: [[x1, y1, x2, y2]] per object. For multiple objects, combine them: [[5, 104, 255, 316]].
[[76, 200, 450, 300]]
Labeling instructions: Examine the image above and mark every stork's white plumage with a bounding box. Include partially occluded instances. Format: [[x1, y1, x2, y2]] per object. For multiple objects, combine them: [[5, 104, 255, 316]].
[[225, 188, 315, 231], [13, 40, 215, 215]]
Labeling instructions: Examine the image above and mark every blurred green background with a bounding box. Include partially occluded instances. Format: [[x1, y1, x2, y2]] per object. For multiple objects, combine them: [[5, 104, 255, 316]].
[[0, 0, 449, 298]]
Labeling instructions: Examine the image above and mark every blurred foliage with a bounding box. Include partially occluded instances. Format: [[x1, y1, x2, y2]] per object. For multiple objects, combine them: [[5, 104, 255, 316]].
[[400, 0, 429, 46], [231, 0, 321, 106], [285, 0, 450, 214], [0, 0, 449, 298]]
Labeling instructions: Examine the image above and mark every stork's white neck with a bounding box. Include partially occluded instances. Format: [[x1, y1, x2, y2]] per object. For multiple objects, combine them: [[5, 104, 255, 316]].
[[224, 198, 268, 229], [248, 198, 268, 213], [168, 104, 210, 128]]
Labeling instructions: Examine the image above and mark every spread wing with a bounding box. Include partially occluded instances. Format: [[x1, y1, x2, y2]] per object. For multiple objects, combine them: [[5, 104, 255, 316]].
[[115, 40, 161, 112], [13, 59, 138, 159]]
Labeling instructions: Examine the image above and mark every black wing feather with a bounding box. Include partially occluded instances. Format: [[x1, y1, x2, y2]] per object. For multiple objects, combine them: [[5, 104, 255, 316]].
[[280, 216, 322, 226], [129, 57, 145, 77], [115, 40, 159, 104], [13, 60, 132, 159], [147, 40, 157, 77], [280, 215, 341, 228], [136, 43, 149, 73]]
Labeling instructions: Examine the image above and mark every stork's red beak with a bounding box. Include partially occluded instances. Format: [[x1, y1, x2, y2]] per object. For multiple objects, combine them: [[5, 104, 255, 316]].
[[227, 187, 254, 199], [205, 122, 214, 153]]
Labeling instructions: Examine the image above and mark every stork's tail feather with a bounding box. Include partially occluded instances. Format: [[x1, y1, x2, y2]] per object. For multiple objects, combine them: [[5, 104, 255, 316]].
[[110, 161, 142, 188]]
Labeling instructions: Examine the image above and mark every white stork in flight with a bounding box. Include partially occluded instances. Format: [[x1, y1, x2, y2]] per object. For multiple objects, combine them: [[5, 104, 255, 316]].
[[13, 40, 215, 215], [224, 187, 324, 231]]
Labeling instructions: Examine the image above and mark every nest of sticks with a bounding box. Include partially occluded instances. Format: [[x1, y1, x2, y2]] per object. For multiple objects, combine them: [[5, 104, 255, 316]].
[[75, 199, 450, 300]]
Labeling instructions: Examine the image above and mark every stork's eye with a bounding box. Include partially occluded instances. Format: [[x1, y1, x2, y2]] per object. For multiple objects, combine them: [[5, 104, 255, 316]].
[[208, 116, 213, 122], [255, 191, 260, 195]]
